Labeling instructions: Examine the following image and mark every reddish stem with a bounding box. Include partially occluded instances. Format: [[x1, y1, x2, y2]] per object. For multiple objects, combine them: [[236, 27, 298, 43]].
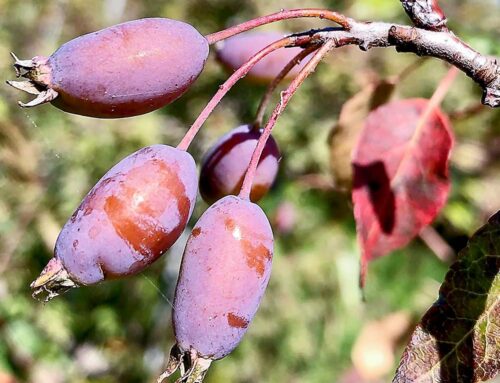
[[177, 35, 314, 151], [449, 102, 486, 120], [253, 45, 319, 128], [412, 66, 459, 140], [239, 39, 336, 200], [205, 9, 352, 45], [385, 66, 459, 212]]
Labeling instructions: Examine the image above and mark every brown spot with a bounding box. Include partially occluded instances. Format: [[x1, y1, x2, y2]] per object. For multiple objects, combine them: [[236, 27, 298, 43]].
[[72, 240, 79, 249], [82, 205, 93, 216], [243, 241, 272, 277], [227, 312, 249, 328], [104, 159, 190, 262], [191, 227, 201, 237], [73, 178, 114, 223], [225, 217, 235, 231]]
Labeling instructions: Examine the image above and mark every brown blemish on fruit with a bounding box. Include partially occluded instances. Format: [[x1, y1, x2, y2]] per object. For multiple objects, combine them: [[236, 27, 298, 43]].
[[227, 312, 249, 328], [71, 178, 114, 224], [83, 205, 93, 216], [191, 227, 201, 237], [224, 215, 272, 277], [104, 159, 190, 261], [72, 240, 79, 249], [243, 241, 272, 277], [224, 217, 235, 231]]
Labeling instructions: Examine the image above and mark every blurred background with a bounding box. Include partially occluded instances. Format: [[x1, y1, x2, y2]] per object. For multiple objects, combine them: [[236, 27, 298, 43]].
[[1, 0, 499, 382]]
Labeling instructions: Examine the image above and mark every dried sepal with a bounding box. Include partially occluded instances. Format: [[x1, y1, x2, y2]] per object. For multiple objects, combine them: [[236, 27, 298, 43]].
[[157, 345, 212, 383], [30, 258, 78, 302], [10, 52, 37, 76], [7, 52, 57, 108], [18, 88, 58, 108], [6, 80, 41, 95]]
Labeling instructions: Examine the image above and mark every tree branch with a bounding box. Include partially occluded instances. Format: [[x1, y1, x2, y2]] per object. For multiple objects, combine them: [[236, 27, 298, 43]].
[[310, 22, 500, 107]]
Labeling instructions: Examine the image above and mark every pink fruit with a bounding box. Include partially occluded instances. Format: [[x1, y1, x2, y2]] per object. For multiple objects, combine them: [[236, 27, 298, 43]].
[[8, 18, 209, 118], [216, 31, 312, 83], [199, 124, 280, 204], [158, 195, 274, 382], [31, 145, 197, 301]]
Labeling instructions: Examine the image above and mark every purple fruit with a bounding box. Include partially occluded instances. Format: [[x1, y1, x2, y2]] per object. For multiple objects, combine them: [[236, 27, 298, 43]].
[[31, 145, 197, 301], [7, 18, 209, 118], [216, 31, 313, 83], [158, 195, 273, 382], [199, 124, 280, 204]]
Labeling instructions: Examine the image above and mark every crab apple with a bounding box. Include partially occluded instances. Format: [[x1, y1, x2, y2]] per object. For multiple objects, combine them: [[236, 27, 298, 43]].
[[31, 145, 197, 301], [7, 18, 209, 118], [216, 31, 312, 83], [158, 195, 273, 382], [199, 124, 280, 204]]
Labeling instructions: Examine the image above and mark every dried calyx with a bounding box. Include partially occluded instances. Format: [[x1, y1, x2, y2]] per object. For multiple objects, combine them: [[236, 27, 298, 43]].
[[30, 258, 78, 302], [6, 52, 58, 108], [157, 345, 212, 383]]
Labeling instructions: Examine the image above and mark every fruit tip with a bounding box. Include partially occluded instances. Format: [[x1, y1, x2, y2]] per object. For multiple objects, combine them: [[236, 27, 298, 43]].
[[157, 345, 212, 383], [30, 258, 78, 302]]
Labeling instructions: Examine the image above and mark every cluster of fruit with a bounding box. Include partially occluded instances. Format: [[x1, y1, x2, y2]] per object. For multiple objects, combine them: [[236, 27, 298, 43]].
[[8, 7, 471, 380], [8, 17, 290, 382]]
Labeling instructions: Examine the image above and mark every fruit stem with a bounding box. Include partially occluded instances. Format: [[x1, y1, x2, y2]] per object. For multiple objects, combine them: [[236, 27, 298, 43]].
[[413, 66, 459, 140], [177, 34, 315, 151], [239, 39, 337, 200], [205, 8, 352, 44], [253, 45, 319, 129], [395, 65, 459, 180]]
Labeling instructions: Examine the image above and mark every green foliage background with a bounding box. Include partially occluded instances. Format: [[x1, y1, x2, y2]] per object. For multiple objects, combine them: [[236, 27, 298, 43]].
[[0, 1, 499, 382]]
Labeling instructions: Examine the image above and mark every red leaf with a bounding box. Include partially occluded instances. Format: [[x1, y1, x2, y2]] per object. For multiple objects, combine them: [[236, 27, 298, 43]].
[[352, 98, 454, 285]]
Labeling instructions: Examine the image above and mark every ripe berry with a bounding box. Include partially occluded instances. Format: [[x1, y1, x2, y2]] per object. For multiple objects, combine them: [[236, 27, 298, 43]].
[[31, 145, 197, 300], [8, 18, 209, 118], [216, 31, 312, 83], [199, 124, 280, 204], [159, 195, 273, 382]]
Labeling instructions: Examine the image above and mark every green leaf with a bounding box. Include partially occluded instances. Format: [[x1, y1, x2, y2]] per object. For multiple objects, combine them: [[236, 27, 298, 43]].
[[394, 211, 500, 382]]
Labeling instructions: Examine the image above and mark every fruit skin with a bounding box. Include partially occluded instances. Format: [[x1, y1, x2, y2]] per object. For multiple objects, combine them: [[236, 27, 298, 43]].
[[199, 124, 280, 204], [216, 31, 312, 83], [45, 145, 197, 286], [173, 195, 274, 360], [11, 18, 209, 118]]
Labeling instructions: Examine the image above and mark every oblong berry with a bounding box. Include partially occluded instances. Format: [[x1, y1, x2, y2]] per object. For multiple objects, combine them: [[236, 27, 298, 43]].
[[173, 195, 274, 360], [199, 124, 280, 204], [8, 18, 209, 118], [31, 145, 198, 300], [216, 31, 312, 83]]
